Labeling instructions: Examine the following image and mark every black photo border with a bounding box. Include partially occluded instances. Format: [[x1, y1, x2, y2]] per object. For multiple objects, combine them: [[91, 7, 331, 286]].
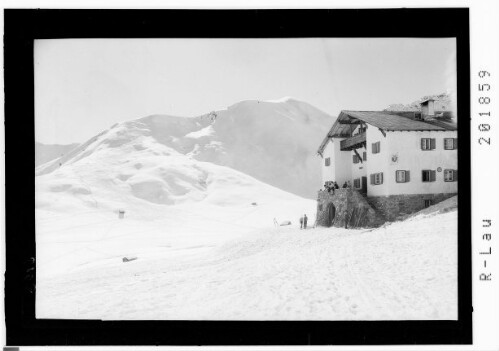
[[4, 8, 472, 346]]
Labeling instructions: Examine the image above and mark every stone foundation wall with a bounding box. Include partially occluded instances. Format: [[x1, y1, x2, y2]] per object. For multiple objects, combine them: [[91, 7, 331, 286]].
[[316, 189, 385, 228], [366, 192, 457, 221]]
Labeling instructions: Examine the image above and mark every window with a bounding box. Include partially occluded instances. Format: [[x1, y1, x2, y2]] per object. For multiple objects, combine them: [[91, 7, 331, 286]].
[[444, 169, 458, 182], [424, 199, 433, 208], [421, 138, 436, 150], [444, 138, 458, 150], [396, 170, 410, 183], [352, 155, 359, 164], [354, 178, 361, 189], [363, 151, 367, 161], [325, 157, 330, 166], [370, 172, 383, 185], [372, 141, 380, 154], [318, 204, 323, 211], [422, 170, 436, 182]]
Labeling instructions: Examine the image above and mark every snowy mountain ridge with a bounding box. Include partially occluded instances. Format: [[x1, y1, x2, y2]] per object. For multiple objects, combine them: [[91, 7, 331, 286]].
[[37, 98, 334, 199]]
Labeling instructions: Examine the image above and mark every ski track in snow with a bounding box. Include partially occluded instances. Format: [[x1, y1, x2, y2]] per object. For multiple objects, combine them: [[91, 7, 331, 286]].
[[36, 209, 457, 321]]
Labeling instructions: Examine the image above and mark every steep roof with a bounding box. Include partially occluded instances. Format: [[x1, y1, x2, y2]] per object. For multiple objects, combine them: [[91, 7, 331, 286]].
[[317, 110, 457, 155], [342, 111, 453, 131]]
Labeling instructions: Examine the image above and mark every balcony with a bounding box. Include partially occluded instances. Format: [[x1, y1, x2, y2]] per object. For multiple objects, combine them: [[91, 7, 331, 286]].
[[340, 132, 366, 151]]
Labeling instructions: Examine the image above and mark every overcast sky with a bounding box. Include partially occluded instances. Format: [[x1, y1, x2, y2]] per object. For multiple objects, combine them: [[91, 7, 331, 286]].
[[35, 38, 456, 144]]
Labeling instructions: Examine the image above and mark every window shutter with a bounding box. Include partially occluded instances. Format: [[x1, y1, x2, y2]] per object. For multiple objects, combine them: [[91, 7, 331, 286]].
[[370, 174, 375, 185], [421, 138, 425, 150], [454, 170, 458, 181], [377, 142, 380, 153], [380, 172, 383, 184], [406, 170, 410, 182], [430, 138, 436, 150], [430, 170, 436, 181], [454, 138, 458, 149], [372, 143, 375, 153]]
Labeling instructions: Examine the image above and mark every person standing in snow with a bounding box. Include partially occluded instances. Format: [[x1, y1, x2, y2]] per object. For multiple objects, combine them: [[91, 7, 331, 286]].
[[303, 214, 308, 229], [299, 216, 304, 229]]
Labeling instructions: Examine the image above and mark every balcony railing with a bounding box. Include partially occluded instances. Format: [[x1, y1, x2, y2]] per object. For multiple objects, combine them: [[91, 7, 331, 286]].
[[340, 132, 366, 151]]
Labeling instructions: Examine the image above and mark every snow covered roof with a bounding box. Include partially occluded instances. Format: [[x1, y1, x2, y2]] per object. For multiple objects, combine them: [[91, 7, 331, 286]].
[[341, 111, 455, 131], [317, 110, 457, 156]]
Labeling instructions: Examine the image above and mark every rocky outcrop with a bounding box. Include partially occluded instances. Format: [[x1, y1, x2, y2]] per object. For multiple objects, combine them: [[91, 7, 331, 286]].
[[316, 189, 385, 228], [366, 193, 457, 222], [384, 92, 453, 112]]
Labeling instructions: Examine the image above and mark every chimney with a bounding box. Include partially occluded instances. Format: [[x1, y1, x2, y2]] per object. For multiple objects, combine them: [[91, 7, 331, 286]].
[[420, 98, 435, 119]]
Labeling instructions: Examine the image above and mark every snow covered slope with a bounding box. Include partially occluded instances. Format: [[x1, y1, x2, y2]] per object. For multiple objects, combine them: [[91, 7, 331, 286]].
[[35, 116, 316, 211], [37, 197, 457, 320], [37, 98, 333, 199], [35, 115, 318, 279]]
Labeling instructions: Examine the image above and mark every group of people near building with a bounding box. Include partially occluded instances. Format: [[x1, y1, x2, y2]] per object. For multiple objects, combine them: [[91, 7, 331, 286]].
[[322, 180, 351, 194]]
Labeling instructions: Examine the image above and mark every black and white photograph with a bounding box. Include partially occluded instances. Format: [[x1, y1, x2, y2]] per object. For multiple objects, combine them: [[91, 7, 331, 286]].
[[34, 37, 459, 321], [7, 5, 493, 347]]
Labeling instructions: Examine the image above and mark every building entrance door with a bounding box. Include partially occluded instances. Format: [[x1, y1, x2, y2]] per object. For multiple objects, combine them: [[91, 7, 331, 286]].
[[361, 176, 367, 194], [327, 203, 336, 227]]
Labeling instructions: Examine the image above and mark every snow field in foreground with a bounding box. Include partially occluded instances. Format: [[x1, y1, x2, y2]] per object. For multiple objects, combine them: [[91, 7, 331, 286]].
[[36, 196, 316, 278], [36, 209, 457, 320]]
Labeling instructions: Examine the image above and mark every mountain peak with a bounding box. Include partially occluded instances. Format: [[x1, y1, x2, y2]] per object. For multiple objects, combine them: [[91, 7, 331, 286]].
[[263, 96, 297, 103], [227, 96, 300, 109]]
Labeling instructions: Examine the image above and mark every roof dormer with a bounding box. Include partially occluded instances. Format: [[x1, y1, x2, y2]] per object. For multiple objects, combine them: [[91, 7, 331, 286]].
[[420, 98, 435, 119]]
